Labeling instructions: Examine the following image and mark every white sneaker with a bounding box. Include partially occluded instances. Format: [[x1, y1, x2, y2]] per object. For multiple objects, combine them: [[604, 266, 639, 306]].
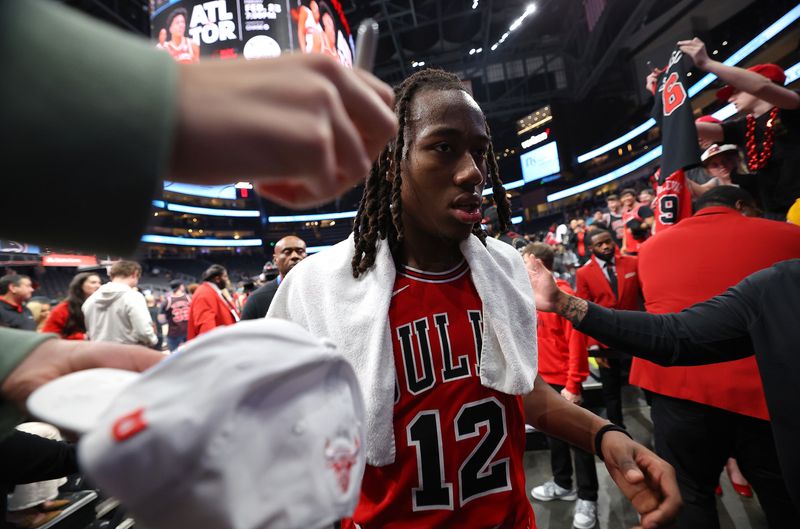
[[530, 480, 577, 502], [573, 499, 597, 529]]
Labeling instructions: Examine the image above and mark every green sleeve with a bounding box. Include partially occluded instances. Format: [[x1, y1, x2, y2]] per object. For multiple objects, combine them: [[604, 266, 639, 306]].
[[0, 329, 57, 439], [0, 0, 178, 256]]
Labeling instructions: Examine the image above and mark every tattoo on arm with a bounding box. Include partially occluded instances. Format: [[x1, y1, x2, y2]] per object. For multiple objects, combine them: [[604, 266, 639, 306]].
[[557, 294, 588, 326]]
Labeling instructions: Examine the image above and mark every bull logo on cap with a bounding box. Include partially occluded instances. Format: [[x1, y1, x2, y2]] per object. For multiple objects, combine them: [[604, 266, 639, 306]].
[[325, 432, 361, 494]]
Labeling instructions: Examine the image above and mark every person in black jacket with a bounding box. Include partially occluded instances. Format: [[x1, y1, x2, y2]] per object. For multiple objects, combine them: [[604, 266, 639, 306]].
[[241, 236, 307, 320], [0, 275, 36, 331], [526, 256, 800, 511]]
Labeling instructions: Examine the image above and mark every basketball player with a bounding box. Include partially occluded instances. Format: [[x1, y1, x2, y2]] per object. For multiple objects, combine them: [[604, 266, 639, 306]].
[[269, 69, 680, 529], [297, 1, 325, 54], [159, 8, 199, 64]]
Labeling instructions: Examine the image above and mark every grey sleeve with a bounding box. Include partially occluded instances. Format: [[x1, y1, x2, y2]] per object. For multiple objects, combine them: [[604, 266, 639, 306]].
[[0, 0, 178, 256], [127, 293, 159, 346]]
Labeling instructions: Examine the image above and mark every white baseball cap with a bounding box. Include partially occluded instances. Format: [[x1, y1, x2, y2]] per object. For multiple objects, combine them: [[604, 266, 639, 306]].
[[27, 319, 365, 529], [701, 143, 739, 163]]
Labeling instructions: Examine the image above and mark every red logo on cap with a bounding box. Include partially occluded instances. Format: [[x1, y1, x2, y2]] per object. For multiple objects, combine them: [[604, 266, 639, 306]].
[[325, 435, 361, 494], [112, 408, 148, 442]]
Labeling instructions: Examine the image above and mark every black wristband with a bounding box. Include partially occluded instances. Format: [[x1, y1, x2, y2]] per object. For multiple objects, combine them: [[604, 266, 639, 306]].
[[594, 424, 633, 462]]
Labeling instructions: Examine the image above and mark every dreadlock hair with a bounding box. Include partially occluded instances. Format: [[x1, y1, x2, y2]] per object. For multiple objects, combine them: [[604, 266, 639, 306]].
[[351, 68, 510, 277]]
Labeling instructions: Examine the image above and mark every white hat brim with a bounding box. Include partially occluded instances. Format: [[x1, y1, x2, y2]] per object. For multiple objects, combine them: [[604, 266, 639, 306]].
[[27, 368, 139, 435]]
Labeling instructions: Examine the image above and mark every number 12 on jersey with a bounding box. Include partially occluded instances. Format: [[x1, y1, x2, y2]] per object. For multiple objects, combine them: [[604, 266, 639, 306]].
[[406, 397, 511, 511]]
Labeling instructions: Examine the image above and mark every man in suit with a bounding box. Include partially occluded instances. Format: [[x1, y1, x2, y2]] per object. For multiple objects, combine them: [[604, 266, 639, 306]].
[[241, 236, 307, 320], [631, 186, 800, 529], [576, 228, 643, 427], [187, 265, 240, 340]]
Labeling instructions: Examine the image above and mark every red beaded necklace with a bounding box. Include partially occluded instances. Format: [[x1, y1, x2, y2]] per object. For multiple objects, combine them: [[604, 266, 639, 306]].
[[745, 107, 779, 171]]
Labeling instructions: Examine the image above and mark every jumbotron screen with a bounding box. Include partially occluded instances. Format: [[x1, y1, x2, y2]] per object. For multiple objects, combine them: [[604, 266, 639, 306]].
[[152, 0, 355, 199], [520, 141, 560, 183], [149, 0, 354, 65]]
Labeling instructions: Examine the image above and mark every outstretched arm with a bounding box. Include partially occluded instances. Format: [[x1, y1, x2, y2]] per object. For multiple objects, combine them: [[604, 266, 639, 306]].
[[524, 376, 681, 529], [679, 38, 800, 110], [525, 254, 755, 366]]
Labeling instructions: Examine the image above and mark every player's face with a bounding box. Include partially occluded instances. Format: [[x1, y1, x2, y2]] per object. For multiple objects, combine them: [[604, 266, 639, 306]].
[[170, 14, 186, 37], [728, 89, 759, 115], [638, 191, 653, 204], [82, 275, 102, 298], [398, 89, 490, 245], [589, 232, 616, 260], [606, 198, 620, 212]]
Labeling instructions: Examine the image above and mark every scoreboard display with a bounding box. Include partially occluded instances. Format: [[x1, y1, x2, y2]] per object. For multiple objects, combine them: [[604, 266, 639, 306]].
[[150, 0, 354, 65]]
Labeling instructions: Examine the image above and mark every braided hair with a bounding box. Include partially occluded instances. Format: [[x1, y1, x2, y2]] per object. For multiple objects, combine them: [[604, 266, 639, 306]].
[[351, 69, 510, 277]]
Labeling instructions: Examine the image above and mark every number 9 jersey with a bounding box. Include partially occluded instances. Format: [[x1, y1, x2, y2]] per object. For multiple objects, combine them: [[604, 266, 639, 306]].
[[341, 260, 535, 529], [654, 168, 693, 233]]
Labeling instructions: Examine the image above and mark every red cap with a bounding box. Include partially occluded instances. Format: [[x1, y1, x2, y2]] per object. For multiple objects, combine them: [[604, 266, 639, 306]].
[[695, 115, 721, 124], [716, 63, 786, 101]]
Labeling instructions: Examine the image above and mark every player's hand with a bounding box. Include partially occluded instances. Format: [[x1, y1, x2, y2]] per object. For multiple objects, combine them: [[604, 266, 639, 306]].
[[560, 388, 582, 405], [1, 339, 164, 412], [171, 53, 398, 209], [677, 38, 710, 70], [595, 356, 611, 369], [601, 432, 681, 529], [523, 254, 565, 313]]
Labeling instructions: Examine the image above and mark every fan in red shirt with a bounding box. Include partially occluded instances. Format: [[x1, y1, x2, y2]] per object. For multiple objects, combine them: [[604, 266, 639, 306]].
[[41, 272, 102, 340]]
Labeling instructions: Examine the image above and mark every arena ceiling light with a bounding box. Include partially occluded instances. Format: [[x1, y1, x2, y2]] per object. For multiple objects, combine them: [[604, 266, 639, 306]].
[[547, 146, 663, 203], [140, 235, 263, 247], [490, 4, 536, 52], [575, 3, 800, 164], [151, 200, 259, 218], [162, 182, 238, 200], [267, 210, 358, 223], [306, 245, 332, 254]]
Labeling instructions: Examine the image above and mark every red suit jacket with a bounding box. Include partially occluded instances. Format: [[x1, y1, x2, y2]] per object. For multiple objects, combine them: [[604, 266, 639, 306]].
[[576, 254, 643, 350], [187, 282, 239, 340], [632, 206, 800, 419], [537, 279, 589, 394]]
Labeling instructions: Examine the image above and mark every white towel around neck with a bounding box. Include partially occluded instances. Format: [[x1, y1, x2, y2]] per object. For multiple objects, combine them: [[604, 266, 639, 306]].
[[267, 233, 538, 466]]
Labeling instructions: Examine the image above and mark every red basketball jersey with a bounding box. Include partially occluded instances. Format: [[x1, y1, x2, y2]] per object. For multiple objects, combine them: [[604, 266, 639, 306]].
[[342, 260, 534, 529], [653, 169, 693, 233]]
